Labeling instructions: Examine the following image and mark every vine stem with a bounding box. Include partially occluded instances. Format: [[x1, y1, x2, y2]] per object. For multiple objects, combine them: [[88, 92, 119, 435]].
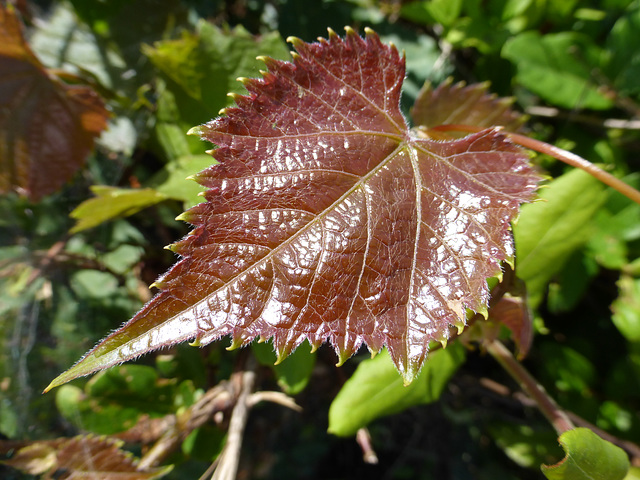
[[485, 339, 574, 435], [430, 124, 640, 206]]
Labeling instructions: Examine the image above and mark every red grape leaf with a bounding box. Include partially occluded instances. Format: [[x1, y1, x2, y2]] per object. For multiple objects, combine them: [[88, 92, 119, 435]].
[[411, 78, 526, 133], [0, 435, 171, 479], [0, 4, 108, 201], [47, 27, 541, 390]]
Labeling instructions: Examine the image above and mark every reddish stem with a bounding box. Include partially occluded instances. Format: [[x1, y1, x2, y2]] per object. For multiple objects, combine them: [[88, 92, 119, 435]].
[[486, 339, 574, 435]]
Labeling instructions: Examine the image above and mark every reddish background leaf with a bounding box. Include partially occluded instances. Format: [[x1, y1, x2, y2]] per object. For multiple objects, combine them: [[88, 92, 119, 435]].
[[0, 4, 108, 201], [0, 435, 171, 479], [48, 28, 541, 390]]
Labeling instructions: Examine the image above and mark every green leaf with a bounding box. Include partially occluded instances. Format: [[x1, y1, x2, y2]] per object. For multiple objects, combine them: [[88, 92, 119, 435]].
[[147, 22, 290, 160], [514, 169, 607, 308], [55, 365, 183, 435], [538, 343, 595, 395], [502, 32, 613, 109], [541, 428, 629, 480], [252, 341, 316, 395], [28, 2, 127, 90], [488, 423, 562, 468], [70, 186, 168, 233], [624, 467, 640, 480], [604, 6, 640, 96], [328, 343, 465, 437], [612, 275, 640, 343], [586, 175, 640, 269], [400, 0, 462, 26], [152, 154, 214, 207]]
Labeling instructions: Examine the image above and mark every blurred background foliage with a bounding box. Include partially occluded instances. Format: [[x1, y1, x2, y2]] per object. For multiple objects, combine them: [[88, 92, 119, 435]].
[[1, 0, 640, 478]]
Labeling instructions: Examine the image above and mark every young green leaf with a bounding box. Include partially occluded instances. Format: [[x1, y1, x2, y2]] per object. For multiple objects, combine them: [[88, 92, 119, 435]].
[[46, 27, 540, 391], [541, 428, 629, 480], [70, 186, 169, 233]]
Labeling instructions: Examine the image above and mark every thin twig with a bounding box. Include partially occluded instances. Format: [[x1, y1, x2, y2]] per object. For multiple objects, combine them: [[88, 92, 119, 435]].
[[356, 428, 379, 465], [526, 105, 640, 130], [211, 369, 256, 480], [485, 339, 574, 435], [137, 382, 234, 470], [247, 391, 302, 412], [508, 131, 640, 205]]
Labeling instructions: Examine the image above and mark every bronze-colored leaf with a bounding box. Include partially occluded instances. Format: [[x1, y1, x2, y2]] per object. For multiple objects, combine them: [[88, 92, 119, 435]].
[[411, 78, 526, 133], [0, 435, 171, 479], [47, 27, 541, 390], [0, 4, 108, 201]]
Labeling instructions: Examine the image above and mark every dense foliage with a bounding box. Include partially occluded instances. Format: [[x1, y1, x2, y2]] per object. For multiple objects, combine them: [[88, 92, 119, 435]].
[[2, 1, 640, 479]]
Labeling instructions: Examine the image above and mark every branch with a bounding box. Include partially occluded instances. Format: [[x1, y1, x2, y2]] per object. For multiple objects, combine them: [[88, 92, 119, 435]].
[[247, 391, 301, 411], [477, 375, 640, 463], [137, 382, 234, 470], [485, 339, 574, 435], [211, 369, 255, 480], [356, 428, 379, 465], [526, 106, 640, 130]]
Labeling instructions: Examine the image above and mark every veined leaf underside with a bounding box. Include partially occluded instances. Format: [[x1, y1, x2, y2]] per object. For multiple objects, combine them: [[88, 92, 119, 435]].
[[48, 27, 540, 389]]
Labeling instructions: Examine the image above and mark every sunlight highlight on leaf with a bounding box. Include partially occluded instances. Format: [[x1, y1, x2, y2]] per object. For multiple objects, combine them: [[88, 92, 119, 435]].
[[47, 27, 541, 391]]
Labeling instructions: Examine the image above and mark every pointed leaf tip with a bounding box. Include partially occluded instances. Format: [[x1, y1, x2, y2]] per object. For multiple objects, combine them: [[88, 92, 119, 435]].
[[186, 125, 202, 136]]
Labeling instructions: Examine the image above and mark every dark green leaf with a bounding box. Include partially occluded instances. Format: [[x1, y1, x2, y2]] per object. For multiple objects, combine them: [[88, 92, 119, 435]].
[[502, 32, 613, 109]]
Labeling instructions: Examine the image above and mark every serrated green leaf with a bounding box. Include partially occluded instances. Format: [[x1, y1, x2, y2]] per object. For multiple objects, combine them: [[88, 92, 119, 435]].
[[514, 169, 607, 308], [541, 428, 629, 480], [70, 186, 168, 233], [328, 343, 465, 437], [502, 32, 613, 109]]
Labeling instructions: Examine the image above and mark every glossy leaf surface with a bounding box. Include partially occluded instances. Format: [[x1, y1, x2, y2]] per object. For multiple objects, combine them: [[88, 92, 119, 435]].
[[0, 5, 108, 201], [48, 28, 540, 390]]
